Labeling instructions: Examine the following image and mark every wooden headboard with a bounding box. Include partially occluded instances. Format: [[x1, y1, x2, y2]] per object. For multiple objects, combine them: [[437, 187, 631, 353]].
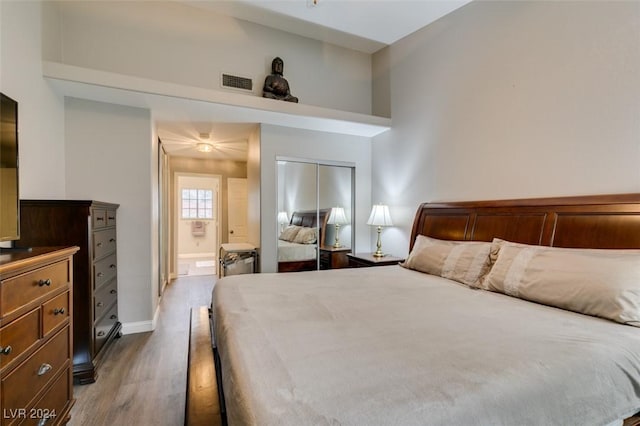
[[410, 193, 640, 251], [289, 209, 330, 247]]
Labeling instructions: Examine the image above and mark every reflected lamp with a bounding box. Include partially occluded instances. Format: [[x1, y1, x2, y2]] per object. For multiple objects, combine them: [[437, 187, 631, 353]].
[[367, 204, 393, 257], [327, 207, 348, 248], [277, 211, 289, 233]]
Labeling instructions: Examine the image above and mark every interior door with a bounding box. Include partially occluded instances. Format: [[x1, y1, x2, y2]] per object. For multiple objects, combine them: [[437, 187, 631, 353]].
[[227, 177, 248, 243]]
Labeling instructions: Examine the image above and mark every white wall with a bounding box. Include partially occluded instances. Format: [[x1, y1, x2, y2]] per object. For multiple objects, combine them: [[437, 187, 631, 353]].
[[260, 124, 371, 272], [372, 0, 640, 257], [65, 97, 156, 332], [246, 127, 261, 252], [55, 1, 372, 115], [1, 1, 66, 200]]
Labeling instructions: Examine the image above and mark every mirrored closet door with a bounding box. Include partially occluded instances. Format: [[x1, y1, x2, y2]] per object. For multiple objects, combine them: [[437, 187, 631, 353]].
[[276, 158, 354, 272]]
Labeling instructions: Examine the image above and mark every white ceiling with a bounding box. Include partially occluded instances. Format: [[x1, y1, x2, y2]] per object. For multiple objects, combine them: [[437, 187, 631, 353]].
[[160, 0, 472, 159]]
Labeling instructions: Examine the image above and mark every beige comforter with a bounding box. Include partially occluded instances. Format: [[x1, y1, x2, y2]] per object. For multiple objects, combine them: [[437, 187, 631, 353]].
[[212, 265, 640, 426]]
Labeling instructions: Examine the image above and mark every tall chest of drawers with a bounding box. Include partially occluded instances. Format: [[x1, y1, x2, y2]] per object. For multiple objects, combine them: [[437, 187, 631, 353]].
[[18, 201, 121, 384], [0, 246, 79, 426]]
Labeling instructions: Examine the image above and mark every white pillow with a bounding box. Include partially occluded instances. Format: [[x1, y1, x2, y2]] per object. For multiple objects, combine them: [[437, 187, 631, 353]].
[[483, 239, 640, 326], [279, 225, 301, 242], [401, 235, 492, 287], [293, 227, 317, 244]]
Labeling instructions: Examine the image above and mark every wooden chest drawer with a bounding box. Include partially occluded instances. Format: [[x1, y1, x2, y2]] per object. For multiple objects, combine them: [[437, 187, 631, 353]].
[[0, 261, 70, 318], [0, 309, 40, 374], [21, 367, 71, 426], [92, 209, 106, 229], [93, 253, 117, 290], [94, 279, 117, 322], [93, 228, 116, 260], [42, 292, 70, 337], [1, 327, 69, 414], [106, 209, 117, 227], [94, 303, 118, 354]]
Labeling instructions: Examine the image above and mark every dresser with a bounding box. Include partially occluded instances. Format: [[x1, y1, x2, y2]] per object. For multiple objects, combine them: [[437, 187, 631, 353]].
[[347, 253, 405, 268], [18, 200, 121, 384], [0, 246, 79, 426], [319, 246, 351, 270]]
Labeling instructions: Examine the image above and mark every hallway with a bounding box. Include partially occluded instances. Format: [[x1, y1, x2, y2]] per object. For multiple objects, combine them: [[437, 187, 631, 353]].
[[70, 275, 215, 426]]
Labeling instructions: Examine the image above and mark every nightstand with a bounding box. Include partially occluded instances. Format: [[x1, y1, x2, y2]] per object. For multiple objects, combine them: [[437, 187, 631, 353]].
[[320, 246, 351, 269], [347, 253, 405, 268]]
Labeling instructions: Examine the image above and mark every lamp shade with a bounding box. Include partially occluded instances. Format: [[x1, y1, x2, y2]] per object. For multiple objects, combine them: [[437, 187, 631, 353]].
[[327, 207, 348, 225], [367, 204, 393, 227], [277, 211, 289, 224]]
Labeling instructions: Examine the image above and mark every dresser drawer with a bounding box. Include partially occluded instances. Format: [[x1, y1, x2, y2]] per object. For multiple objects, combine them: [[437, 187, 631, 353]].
[[93, 228, 117, 260], [93, 253, 117, 289], [92, 209, 107, 229], [106, 209, 117, 227], [22, 367, 71, 426], [0, 308, 40, 374], [94, 303, 118, 354], [1, 327, 69, 414], [94, 279, 117, 322], [42, 292, 70, 337], [0, 261, 70, 318]]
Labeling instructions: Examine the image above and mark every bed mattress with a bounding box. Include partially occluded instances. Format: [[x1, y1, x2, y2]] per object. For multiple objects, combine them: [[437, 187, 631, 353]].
[[277, 240, 317, 262], [212, 265, 640, 426]]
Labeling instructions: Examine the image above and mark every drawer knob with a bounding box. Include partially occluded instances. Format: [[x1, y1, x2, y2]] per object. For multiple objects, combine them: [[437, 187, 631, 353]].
[[97, 302, 104, 307], [97, 272, 104, 278], [0, 346, 12, 355], [37, 363, 52, 376], [53, 307, 65, 315], [96, 217, 104, 221], [38, 278, 52, 287], [108, 216, 115, 221], [110, 289, 117, 294], [97, 242, 103, 248], [110, 264, 116, 269], [97, 331, 106, 337], [110, 314, 117, 320], [109, 238, 116, 243]]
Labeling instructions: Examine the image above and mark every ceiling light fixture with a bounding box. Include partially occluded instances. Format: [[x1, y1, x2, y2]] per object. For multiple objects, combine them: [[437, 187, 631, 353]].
[[196, 142, 214, 153]]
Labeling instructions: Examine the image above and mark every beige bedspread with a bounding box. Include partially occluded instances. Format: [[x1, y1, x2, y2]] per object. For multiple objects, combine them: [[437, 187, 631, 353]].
[[212, 266, 640, 426]]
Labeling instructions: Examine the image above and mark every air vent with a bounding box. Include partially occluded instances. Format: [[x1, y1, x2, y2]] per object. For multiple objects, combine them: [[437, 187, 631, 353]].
[[221, 73, 253, 92]]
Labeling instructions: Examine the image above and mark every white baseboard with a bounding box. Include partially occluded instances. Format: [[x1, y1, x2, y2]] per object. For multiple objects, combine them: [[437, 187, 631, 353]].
[[121, 305, 160, 335]]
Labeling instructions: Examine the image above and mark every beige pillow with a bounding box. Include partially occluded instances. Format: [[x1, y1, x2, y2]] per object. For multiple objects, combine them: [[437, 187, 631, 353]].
[[279, 225, 301, 242], [293, 227, 317, 244], [401, 235, 492, 287], [483, 239, 640, 326]]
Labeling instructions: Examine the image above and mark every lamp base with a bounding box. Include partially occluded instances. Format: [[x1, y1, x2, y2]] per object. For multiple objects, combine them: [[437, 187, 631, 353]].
[[373, 225, 384, 257]]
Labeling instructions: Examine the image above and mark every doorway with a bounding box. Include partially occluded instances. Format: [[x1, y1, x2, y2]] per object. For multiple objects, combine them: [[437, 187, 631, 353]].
[[175, 173, 222, 276]]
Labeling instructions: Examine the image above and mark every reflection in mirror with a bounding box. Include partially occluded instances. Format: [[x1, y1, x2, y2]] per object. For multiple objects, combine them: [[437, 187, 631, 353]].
[[320, 165, 353, 251], [276, 159, 354, 272], [277, 161, 320, 272]]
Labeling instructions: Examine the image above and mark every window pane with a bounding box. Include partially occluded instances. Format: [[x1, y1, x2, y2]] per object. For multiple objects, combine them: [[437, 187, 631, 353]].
[[182, 208, 189, 218], [205, 209, 212, 218], [189, 189, 196, 199]]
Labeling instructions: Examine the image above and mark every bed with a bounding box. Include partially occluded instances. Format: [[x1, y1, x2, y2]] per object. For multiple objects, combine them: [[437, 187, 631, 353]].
[[212, 193, 640, 425], [277, 209, 329, 272]]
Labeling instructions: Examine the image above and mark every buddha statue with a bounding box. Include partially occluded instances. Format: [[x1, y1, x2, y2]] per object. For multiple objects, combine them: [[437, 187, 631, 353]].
[[263, 57, 298, 103]]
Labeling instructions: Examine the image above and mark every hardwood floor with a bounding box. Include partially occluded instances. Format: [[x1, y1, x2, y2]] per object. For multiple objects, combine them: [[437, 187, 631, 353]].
[[69, 275, 217, 426]]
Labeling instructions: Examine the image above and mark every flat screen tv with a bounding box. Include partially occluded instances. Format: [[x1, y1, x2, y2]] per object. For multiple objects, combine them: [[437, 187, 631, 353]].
[[0, 93, 20, 244]]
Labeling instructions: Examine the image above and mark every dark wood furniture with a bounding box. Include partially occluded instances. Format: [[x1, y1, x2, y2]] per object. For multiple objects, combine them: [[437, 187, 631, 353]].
[[320, 246, 351, 269], [410, 193, 640, 250], [278, 209, 329, 273], [18, 200, 121, 384], [185, 307, 220, 426], [347, 253, 404, 268], [0, 246, 79, 426]]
